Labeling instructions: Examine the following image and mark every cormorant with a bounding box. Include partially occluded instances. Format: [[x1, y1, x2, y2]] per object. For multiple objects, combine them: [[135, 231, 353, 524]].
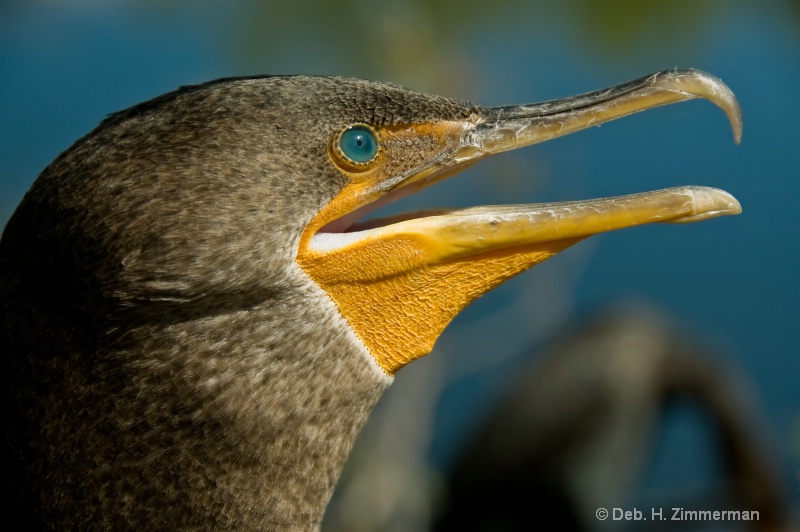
[[1, 69, 741, 529]]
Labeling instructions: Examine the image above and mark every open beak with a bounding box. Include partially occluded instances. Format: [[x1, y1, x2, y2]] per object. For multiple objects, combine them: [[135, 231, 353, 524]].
[[297, 69, 742, 374]]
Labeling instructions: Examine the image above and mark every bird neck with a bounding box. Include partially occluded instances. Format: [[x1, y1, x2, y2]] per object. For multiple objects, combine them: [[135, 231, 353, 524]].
[[123, 291, 393, 528], [10, 272, 393, 529]]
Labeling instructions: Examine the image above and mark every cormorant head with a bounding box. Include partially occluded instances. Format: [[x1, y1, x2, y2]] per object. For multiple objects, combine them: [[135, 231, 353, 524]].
[[290, 70, 742, 373], [3, 71, 741, 375]]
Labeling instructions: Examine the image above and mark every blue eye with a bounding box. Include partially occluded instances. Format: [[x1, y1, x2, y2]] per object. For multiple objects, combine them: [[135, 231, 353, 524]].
[[338, 125, 378, 164]]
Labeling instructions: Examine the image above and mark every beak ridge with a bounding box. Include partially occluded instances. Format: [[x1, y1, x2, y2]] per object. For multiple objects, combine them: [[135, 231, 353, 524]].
[[454, 69, 742, 163]]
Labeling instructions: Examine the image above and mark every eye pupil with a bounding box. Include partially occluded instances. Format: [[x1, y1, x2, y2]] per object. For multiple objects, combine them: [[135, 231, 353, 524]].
[[339, 125, 378, 164]]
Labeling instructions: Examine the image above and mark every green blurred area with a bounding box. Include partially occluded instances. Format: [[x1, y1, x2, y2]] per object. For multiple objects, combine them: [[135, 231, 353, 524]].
[[129, 0, 791, 90]]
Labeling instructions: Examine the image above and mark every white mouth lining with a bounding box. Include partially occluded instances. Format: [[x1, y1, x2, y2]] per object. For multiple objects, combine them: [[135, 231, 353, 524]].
[[310, 231, 371, 253]]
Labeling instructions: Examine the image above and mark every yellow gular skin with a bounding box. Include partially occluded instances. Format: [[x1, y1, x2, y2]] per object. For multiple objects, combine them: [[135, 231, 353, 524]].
[[297, 183, 742, 374], [299, 215, 583, 374]]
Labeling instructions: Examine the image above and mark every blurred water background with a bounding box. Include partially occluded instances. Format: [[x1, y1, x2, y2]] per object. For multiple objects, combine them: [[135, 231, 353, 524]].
[[1, 1, 798, 529]]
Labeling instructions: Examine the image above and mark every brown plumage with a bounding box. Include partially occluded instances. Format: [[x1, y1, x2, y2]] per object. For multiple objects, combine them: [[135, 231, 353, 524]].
[[2, 76, 475, 529]]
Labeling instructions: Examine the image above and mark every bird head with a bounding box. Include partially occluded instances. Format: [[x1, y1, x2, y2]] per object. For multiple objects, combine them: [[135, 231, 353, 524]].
[[291, 69, 742, 373], [3, 70, 741, 374]]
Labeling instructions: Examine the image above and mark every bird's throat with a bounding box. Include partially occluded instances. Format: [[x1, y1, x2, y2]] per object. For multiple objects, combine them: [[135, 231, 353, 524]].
[[298, 224, 581, 373], [296, 185, 740, 374]]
